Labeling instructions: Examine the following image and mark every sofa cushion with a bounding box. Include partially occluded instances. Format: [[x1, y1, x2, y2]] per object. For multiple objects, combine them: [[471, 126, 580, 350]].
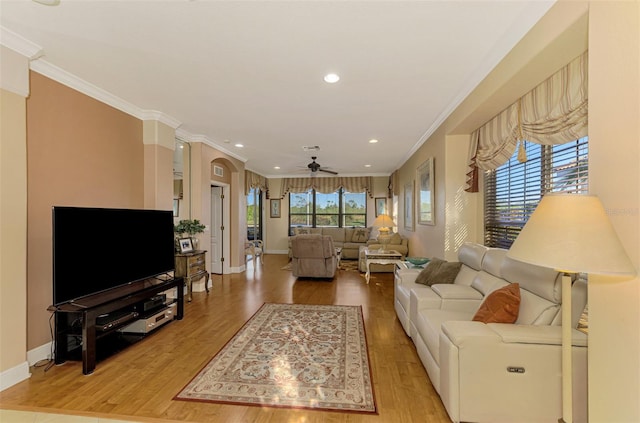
[[416, 258, 462, 286], [472, 283, 521, 324], [387, 232, 403, 245], [351, 227, 370, 242], [323, 227, 346, 243]]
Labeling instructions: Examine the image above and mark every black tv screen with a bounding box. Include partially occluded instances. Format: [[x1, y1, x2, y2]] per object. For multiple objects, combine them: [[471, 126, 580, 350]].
[[52, 206, 175, 306]]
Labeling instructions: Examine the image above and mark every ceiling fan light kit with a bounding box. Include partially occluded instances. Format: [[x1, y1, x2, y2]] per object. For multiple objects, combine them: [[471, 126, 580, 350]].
[[307, 157, 338, 176]]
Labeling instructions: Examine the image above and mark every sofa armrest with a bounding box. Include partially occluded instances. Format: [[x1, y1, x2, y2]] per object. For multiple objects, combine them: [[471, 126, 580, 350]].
[[487, 323, 587, 347], [439, 321, 588, 423]]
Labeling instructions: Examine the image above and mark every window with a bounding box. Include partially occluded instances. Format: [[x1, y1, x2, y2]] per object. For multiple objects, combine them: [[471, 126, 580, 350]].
[[485, 137, 588, 248], [289, 189, 366, 234], [247, 187, 262, 240]]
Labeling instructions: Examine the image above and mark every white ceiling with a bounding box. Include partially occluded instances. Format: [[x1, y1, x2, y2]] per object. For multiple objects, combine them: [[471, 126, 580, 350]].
[[1, 0, 554, 178]]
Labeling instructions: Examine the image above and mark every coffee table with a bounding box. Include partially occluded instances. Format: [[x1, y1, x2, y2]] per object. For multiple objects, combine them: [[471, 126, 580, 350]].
[[364, 248, 403, 284]]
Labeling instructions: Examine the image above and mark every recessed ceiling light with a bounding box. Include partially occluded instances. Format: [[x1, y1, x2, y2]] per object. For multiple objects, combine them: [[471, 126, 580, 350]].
[[324, 73, 340, 83], [274, 166, 281, 170], [364, 164, 372, 168], [179, 145, 184, 149], [234, 143, 244, 148], [369, 139, 378, 144]]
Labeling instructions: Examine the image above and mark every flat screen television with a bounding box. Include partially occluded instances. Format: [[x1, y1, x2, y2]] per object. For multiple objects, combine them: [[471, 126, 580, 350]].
[[52, 206, 175, 306]]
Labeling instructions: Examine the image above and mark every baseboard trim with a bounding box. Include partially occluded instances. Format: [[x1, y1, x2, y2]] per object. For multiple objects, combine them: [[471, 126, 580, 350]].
[[27, 342, 52, 366], [0, 361, 30, 392], [266, 249, 288, 255]]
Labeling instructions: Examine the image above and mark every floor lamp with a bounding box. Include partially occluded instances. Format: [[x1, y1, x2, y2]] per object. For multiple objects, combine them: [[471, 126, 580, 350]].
[[506, 194, 636, 423]]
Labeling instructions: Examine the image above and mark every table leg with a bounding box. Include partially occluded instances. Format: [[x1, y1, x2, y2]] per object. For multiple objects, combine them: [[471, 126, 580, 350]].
[[187, 278, 193, 302], [365, 261, 371, 284], [204, 273, 210, 294]]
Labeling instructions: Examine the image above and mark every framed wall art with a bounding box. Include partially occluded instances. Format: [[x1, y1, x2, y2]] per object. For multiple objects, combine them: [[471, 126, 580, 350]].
[[270, 199, 281, 218], [404, 181, 414, 231], [375, 197, 387, 217], [417, 158, 435, 225]]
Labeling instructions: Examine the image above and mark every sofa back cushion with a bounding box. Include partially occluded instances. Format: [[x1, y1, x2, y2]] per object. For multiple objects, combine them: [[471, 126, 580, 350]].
[[457, 243, 488, 271], [454, 243, 488, 286], [293, 227, 322, 236], [501, 256, 562, 303], [323, 227, 346, 243]]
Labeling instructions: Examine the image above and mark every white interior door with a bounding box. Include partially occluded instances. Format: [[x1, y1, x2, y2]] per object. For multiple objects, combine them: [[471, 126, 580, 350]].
[[210, 186, 224, 274]]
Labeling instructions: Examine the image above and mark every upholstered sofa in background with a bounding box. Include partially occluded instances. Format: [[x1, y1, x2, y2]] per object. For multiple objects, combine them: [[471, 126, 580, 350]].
[[290, 234, 338, 278], [288, 227, 375, 259], [395, 242, 588, 423]]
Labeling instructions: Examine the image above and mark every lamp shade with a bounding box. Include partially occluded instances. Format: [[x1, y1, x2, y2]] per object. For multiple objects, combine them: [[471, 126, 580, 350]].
[[507, 194, 636, 276], [372, 214, 395, 229]]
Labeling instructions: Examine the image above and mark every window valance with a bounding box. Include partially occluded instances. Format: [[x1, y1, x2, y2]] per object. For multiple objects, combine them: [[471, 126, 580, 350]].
[[465, 51, 588, 192], [244, 170, 268, 196], [279, 176, 374, 199]]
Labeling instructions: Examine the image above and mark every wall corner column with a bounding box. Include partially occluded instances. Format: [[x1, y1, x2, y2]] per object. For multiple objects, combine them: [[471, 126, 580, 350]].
[[0, 45, 31, 390], [143, 119, 177, 211]]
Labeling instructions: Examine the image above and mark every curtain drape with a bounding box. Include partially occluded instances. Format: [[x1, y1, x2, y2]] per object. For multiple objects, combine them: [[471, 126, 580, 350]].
[[279, 176, 374, 199], [244, 170, 269, 196], [465, 52, 588, 192]]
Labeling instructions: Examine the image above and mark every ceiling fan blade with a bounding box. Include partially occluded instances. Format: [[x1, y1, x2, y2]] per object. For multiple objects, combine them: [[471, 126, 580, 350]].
[[319, 168, 338, 175]]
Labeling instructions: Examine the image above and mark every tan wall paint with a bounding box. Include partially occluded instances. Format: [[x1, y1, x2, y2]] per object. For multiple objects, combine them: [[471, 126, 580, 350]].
[[0, 89, 28, 373], [190, 143, 245, 270], [588, 2, 640, 421], [27, 72, 144, 349]]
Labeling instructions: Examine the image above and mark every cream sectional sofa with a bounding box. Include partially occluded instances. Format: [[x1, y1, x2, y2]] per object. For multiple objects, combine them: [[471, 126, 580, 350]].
[[395, 242, 588, 423], [288, 227, 408, 266], [289, 227, 373, 260]]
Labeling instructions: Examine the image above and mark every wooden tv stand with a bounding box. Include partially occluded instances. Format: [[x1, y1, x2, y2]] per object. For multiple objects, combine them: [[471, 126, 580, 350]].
[[49, 275, 184, 375]]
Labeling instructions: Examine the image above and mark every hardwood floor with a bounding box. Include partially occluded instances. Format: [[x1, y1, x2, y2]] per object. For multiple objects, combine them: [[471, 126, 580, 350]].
[[0, 255, 451, 423]]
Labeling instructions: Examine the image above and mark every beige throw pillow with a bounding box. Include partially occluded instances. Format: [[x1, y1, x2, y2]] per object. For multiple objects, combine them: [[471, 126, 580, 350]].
[[351, 228, 370, 242], [415, 258, 462, 286]]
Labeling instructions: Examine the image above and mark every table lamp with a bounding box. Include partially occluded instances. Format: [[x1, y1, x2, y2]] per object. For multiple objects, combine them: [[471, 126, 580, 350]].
[[372, 214, 395, 252], [507, 193, 636, 423]]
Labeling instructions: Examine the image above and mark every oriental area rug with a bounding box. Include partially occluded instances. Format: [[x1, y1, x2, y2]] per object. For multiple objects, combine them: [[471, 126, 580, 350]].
[[175, 303, 377, 414]]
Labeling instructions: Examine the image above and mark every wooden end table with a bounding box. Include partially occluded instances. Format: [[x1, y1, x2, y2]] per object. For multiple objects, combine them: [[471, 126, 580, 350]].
[[175, 250, 209, 302]]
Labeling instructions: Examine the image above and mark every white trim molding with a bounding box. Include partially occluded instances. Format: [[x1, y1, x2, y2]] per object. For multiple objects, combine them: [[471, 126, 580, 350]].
[[0, 26, 43, 60], [0, 361, 30, 392]]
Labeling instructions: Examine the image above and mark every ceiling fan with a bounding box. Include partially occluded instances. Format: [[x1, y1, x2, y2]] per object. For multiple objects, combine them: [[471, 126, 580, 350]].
[[307, 156, 338, 175]]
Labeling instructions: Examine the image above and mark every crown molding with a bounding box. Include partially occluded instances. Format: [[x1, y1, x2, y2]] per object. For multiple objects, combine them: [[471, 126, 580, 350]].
[[0, 26, 43, 60], [29, 59, 183, 129], [141, 110, 182, 129], [175, 128, 248, 163]]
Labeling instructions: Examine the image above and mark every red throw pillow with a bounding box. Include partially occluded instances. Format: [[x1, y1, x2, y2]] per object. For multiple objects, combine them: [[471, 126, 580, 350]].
[[472, 283, 521, 324]]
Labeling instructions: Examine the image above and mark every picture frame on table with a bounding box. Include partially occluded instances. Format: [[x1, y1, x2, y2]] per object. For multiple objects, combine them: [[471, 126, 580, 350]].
[[417, 157, 435, 225], [404, 181, 414, 231], [270, 199, 281, 218], [375, 197, 387, 217], [178, 237, 193, 253]]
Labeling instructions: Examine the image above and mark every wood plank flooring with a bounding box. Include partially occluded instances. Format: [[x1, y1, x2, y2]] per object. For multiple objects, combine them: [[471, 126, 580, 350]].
[[0, 255, 451, 423]]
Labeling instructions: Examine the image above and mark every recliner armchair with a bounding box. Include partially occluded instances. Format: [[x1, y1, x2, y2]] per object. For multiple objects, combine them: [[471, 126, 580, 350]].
[[290, 234, 337, 279]]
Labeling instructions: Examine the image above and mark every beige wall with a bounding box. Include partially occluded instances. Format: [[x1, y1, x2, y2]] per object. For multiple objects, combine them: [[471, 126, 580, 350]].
[[0, 87, 28, 378], [588, 2, 640, 421], [190, 142, 246, 271], [26, 72, 144, 349]]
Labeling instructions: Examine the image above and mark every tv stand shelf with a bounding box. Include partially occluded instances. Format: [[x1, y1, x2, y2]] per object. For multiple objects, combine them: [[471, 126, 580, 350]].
[[49, 276, 184, 375]]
